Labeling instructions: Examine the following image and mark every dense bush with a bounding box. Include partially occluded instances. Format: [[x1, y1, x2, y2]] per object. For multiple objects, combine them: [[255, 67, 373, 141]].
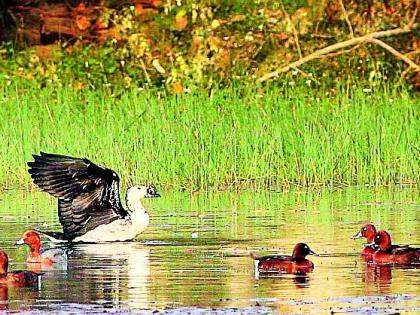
[[0, 0, 419, 91]]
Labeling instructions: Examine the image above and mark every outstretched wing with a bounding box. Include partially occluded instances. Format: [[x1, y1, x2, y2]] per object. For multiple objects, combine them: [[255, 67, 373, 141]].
[[28, 152, 128, 236]]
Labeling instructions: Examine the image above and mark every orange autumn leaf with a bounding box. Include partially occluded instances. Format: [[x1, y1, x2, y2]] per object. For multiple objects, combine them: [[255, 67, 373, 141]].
[[95, 19, 106, 30], [76, 15, 90, 31], [73, 82, 84, 90], [172, 81, 183, 94], [135, 4, 144, 15], [174, 16, 188, 31], [76, 3, 87, 13], [276, 33, 288, 40]]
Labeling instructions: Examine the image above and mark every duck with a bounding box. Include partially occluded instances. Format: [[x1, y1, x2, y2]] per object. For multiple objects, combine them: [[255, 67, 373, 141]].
[[27, 152, 161, 243], [252, 243, 316, 275], [0, 248, 41, 287], [369, 231, 420, 265], [15, 230, 69, 270], [352, 224, 377, 261]]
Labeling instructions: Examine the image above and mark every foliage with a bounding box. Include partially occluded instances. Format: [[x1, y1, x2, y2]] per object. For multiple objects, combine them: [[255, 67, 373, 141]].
[[0, 0, 419, 90], [0, 80, 418, 190]]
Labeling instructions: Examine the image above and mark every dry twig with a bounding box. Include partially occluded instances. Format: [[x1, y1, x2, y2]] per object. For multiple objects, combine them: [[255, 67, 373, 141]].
[[367, 38, 420, 71], [339, 0, 354, 38], [257, 25, 418, 83], [280, 0, 302, 59]]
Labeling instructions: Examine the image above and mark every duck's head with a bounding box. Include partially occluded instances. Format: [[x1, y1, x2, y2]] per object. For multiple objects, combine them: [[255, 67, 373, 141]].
[[126, 184, 161, 212], [0, 249, 8, 274], [16, 230, 41, 252], [352, 224, 376, 243], [292, 243, 317, 259], [370, 230, 392, 252]]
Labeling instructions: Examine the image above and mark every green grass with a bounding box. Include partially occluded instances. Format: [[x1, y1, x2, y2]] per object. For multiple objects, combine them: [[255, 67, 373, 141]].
[[0, 81, 418, 190]]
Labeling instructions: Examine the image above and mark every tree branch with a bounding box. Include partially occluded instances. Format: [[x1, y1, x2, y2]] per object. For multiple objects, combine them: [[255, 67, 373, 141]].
[[257, 25, 418, 83], [339, 0, 354, 38], [280, 0, 302, 59], [367, 38, 420, 71]]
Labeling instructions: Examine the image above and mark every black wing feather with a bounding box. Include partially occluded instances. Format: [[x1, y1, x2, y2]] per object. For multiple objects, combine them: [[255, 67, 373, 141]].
[[28, 152, 128, 237]]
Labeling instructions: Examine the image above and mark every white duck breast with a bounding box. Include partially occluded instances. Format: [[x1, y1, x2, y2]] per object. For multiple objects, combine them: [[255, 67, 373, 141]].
[[27, 152, 160, 243], [73, 204, 150, 243]]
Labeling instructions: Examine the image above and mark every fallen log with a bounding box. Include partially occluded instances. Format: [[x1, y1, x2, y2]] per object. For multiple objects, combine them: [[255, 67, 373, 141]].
[[2, 1, 158, 45]]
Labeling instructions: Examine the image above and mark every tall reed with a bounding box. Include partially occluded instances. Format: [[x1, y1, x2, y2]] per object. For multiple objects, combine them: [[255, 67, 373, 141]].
[[0, 82, 418, 190]]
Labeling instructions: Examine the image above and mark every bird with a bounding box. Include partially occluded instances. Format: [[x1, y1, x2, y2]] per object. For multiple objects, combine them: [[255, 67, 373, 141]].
[[352, 224, 377, 261], [252, 243, 316, 275], [368, 231, 420, 265], [16, 230, 69, 271], [0, 248, 41, 287], [27, 152, 161, 243]]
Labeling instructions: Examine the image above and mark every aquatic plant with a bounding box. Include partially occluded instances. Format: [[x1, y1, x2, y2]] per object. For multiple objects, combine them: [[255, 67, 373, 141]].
[[0, 82, 418, 190]]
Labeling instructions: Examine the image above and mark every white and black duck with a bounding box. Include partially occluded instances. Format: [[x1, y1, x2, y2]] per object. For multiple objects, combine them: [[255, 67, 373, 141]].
[[28, 152, 160, 243]]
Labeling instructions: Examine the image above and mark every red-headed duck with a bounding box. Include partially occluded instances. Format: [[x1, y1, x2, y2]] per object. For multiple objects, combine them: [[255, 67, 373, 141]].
[[0, 249, 41, 287], [16, 230, 68, 271], [369, 231, 420, 265], [352, 224, 377, 261], [252, 243, 316, 275]]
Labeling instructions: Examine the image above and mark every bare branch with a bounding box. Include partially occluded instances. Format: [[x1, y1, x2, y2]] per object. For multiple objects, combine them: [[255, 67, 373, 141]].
[[257, 25, 418, 83], [339, 0, 354, 38], [280, 0, 302, 59], [367, 38, 420, 71]]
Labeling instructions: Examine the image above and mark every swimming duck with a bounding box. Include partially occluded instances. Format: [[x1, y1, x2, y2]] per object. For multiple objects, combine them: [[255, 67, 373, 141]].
[[28, 152, 161, 243], [16, 230, 68, 270], [352, 224, 377, 261], [252, 243, 316, 275], [369, 231, 420, 265], [0, 249, 41, 287]]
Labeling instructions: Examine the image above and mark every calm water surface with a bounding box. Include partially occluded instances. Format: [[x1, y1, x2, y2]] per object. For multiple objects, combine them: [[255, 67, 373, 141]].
[[0, 188, 419, 314]]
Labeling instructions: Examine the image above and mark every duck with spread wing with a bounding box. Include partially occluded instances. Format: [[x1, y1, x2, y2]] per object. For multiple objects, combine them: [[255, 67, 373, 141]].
[[28, 152, 160, 243]]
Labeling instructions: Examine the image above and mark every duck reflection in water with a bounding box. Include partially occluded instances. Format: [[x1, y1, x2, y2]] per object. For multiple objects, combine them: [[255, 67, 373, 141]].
[[362, 264, 393, 295], [0, 285, 41, 312], [42, 242, 150, 310], [254, 272, 312, 289], [0, 287, 6, 311]]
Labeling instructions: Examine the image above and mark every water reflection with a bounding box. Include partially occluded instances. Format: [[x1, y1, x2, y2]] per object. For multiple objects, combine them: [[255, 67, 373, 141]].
[[52, 243, 151, 309], [0, 188, 418, 314], [0, 287, 6, 311], [362, 264, 392, 295], [0, 286, 40, 312], [72, 242, 150, 309], [255, 272, 311, 289]]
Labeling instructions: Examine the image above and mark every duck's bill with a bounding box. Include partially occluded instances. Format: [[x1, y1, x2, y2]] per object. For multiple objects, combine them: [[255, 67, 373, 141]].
[[352, 231, 363, 239], [145, 192, 161, 198], [309, 250, 318, 256], [365, 241, 376, 247], [15, 238, 24, 245]]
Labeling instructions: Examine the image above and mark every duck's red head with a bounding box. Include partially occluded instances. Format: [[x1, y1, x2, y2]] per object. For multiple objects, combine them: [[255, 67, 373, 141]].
[[0, 249, 8, 274], [16, 230, 41, 253], [292, 243, 317, 259], [373, 231, 392, 252], [353, 224, 376, 243]]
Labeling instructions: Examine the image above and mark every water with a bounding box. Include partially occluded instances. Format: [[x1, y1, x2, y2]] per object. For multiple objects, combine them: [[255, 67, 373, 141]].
[[0, 188, 419, 314]]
